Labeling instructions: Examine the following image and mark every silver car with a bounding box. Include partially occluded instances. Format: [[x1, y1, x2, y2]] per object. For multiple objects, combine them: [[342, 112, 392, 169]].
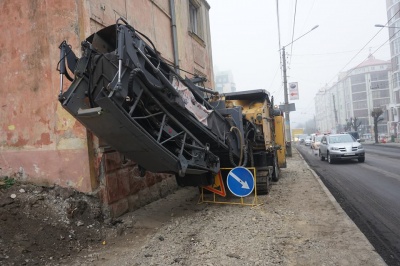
[[319, 134, 365, 164]]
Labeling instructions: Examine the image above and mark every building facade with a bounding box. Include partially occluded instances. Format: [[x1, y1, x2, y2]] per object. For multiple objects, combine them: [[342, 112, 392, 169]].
[[215, 70, 236, 93], [385, 0, 400, 137], [0, 0, 214, 216], [315, 55, 391, 138]]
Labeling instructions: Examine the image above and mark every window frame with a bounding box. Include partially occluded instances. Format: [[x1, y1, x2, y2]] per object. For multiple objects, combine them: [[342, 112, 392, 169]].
[[188, 0, 204, 40]]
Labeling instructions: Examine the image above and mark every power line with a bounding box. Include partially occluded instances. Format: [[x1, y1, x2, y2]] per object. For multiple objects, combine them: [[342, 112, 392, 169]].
[[290, 0, 298, 58], [301, 0, 316, 31], [325, 8, 400, 85], [297, 9, 400, 119], [275, 0, 283, 85], [290, 48, 378, 56], [275, 0, 282, 51]]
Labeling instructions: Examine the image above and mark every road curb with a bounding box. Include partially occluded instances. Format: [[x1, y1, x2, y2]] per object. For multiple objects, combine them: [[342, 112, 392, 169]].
[[295, 148, 349, 219]]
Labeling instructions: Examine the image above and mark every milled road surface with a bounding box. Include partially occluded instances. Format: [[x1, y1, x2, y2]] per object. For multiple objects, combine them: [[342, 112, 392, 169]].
[[68, 148, 386, 266], [298, 143, 400, 266]]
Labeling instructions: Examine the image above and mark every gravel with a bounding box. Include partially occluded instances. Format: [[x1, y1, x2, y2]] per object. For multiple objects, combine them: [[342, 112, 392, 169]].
[[66, 148, 386, 266]]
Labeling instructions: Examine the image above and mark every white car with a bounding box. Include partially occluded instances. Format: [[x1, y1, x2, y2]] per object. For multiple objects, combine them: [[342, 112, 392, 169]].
[[311, 135, 323, 149], [304, 137, 312, 146], [319, 134, 365, 163]]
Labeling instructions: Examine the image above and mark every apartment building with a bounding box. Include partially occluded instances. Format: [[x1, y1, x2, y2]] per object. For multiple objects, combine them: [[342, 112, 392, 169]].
[[315, 55, 391, 138], [385, 0, 400, 137]]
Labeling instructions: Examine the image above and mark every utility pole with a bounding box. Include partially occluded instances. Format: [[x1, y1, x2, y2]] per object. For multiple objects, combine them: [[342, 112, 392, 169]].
[[282, 46, 292, 157], [280, 25, 319, 157]]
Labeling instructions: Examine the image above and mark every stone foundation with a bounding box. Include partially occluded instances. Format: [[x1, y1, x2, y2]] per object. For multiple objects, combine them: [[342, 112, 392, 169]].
[[99, 151, 178, 218]]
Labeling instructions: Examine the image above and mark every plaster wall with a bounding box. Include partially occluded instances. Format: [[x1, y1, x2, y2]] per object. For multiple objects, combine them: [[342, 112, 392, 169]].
[[0, 0, 93, 191]]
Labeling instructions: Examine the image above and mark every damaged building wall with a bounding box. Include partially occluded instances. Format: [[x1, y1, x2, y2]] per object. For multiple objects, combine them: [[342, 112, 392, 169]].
[[0, 0, 214, 216], [0, 0, 93, 190]]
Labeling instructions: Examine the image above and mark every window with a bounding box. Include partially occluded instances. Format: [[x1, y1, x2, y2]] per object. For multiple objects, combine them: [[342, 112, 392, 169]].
[[394, 72, 400, 88], [392, 37, 400, 55], [370, 80, 389, 89], [353, 101, 367, 109], [189, 0, 203, 38], [352, 92, 367, 101], [350, 74, 365, 85], [392, 55, 400, 72], [371, 89, 390, 98], [189, 2, 198, 34], [373, 98, 390, 107], [370, 71, 388, 81], [351, 84, 366, 93], [353, 109, 369, 117]]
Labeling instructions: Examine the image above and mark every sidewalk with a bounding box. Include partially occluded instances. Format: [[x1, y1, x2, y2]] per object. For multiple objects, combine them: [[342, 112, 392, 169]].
[[291, 148, 387, 265], [67, 148, 388, 265], [363, 139, 400, 147]]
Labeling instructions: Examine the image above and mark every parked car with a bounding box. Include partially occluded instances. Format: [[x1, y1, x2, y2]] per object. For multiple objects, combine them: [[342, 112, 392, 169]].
[[319, 133, 365, 163], [311, 135, 323, 150]]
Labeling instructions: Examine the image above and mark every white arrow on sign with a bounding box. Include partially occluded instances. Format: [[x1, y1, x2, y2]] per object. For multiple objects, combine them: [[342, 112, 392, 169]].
[[230, 172, 250, 189]]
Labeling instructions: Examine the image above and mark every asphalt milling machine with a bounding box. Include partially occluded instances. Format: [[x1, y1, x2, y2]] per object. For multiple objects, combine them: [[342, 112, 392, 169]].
[[58, 18, 286, 194]]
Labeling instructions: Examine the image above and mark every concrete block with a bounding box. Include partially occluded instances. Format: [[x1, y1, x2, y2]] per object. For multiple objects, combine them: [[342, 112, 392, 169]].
[[137, 187, 151, 206], [105, 168, 130, 203], [127, 194, 140, 212], [159, 176, 178, 198], [145, 172, 157, 187], [148, 183, 161, 202], [129, 176, 146, 195], [109, 198, 129, 217], [104, 152, 122, 173]]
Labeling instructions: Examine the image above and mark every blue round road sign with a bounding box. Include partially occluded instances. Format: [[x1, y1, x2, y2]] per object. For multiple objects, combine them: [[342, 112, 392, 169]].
[[226, 167, 255, 197]]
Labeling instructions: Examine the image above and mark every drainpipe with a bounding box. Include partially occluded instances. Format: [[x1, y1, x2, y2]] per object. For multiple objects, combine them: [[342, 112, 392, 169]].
[[169, 0, 180, 74]]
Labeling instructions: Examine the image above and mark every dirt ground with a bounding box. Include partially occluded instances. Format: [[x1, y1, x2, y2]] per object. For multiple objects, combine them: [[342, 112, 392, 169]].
[[0, 180, 109, 266], [0, 149, 387, 265]]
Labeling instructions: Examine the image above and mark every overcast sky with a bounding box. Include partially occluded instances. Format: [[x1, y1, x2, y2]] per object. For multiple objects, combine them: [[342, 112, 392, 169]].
[[207, 0, 391, 126]]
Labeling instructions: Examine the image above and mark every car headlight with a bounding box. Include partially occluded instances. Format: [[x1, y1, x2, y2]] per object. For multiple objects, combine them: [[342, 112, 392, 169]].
[[330, 147, 339, 150], [358, 145, 363, 149]]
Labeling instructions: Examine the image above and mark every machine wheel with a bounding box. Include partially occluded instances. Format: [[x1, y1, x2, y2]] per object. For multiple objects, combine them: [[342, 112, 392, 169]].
[[271, 154, 280, 182], [256, 170, 271, 195], [358, 157, 365, 163], [327, 153, 333, 164], [319, 150, 325, 161]]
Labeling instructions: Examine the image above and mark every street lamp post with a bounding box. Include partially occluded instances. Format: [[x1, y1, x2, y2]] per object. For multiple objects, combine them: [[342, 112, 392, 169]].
[[374, 24, 400, 28], [281, 25, 319, 157]]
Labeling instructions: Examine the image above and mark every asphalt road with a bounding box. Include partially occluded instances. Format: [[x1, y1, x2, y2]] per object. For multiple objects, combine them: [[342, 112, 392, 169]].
[[297, 143, 400, 266]]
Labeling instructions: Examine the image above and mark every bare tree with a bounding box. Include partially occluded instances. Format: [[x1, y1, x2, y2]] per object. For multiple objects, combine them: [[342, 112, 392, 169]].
[[371, 108, 384, 144], [352, 117, 362, 132], [344, 117, 362, 132]]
